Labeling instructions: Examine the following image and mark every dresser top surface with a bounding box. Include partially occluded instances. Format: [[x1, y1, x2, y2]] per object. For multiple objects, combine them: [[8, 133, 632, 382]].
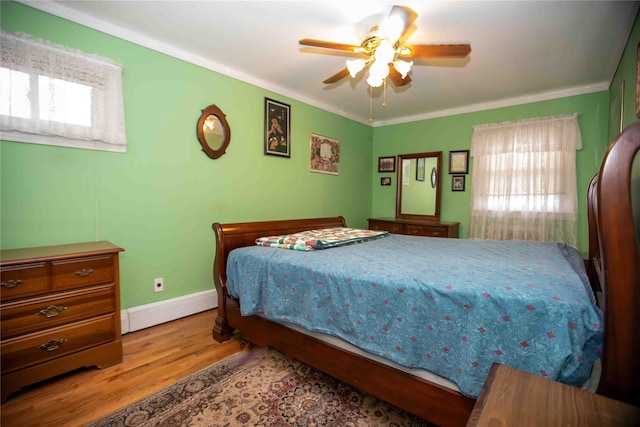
[[467, 363, 640, 427], [368, 217, 460, 226], [1, 241, 124, 266]]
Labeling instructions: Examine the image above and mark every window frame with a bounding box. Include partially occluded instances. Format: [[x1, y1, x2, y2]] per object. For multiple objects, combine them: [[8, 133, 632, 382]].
[[0, 31, 126, 153]]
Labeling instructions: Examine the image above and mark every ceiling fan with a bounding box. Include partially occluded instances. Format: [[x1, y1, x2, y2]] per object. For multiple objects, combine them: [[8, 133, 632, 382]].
[[299, 5, 471, 88]]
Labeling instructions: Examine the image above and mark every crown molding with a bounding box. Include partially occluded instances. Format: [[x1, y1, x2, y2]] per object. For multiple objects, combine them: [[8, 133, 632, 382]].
[[19, 1, 610, 128]]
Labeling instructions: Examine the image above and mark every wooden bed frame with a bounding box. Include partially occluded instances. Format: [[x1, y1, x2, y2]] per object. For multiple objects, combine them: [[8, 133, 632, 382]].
[[212, 123, 640, 426]]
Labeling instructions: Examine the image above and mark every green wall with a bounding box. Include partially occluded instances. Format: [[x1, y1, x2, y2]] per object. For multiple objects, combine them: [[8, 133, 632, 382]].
[[0, 2, 373, 309], [372, 92, 608, 255], [2, 2, 637, 310]]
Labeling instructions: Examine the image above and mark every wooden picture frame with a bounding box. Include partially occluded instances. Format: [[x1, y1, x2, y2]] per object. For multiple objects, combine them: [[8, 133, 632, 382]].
[[449, 150, 469, 174], [636, 43, 640, 119], [264, 98, 290, 157], [310, 133, 340, 175], [378, 156, 396, 172], [380, 177, 391, 186], [611, 80, 625, 142], [452, 175, 465, 191]]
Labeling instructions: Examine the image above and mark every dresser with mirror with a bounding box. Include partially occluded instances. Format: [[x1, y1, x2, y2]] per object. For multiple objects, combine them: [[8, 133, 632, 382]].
[[369, 151, 460, 238]]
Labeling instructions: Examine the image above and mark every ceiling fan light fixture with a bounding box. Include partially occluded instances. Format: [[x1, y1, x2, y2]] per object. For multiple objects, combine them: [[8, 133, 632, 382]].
[[346, 58, 367, 78], [374, 39, 396, 64], [394, 59, 413, 79], [366, 75, 384, 88], [369, 59, 390, 81]]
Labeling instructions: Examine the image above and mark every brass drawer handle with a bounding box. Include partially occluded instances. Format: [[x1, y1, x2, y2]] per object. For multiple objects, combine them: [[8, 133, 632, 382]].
[[1, 279, 23, 289], [75, 268, 94, 277], [37, 305, 68, 318], [39, 338, 67, 352]]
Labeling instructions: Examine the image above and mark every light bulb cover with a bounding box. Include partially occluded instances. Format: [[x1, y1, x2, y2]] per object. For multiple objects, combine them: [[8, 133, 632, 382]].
[[369, 60, 390, 81], [366, 75, 384, 87], [374, 39, 396, 64], [346, 59, 366, 78], [394, 59, 413, 79]]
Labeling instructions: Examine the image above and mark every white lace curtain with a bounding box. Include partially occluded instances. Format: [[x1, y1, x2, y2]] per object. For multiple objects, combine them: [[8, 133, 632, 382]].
[[468, 113, 581, 247], [1, 31, 126, 151]]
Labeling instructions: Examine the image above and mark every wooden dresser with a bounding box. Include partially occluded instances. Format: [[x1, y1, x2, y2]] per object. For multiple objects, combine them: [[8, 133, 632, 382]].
[[467, 363, 640, 427], [368, 218, 459, 238], [0, 241, 124, 400]]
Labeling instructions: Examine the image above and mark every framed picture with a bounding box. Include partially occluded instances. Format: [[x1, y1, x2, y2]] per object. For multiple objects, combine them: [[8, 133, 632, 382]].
[[378, 156, 396, 172], [452, 175, 465, 192], [449, 150, 469, 174], [636, 43, 640, 118], [264, 98, 290, 157], [416, 157, 425, 181], [610, 80, 625, 141], [310, 133, 340, 175], [380, 177, 391, 186]]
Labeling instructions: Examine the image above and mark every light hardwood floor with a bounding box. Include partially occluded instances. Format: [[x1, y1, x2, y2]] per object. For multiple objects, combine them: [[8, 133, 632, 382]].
[[1, 309, 243, 427]]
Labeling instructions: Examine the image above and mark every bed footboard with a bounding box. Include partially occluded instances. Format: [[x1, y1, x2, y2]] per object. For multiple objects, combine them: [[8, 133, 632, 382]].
[[211, 216, 347, 342]]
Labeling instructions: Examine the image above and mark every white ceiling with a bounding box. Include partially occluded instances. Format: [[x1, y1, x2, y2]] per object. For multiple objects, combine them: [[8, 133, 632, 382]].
[[23, 1, 639, 126]]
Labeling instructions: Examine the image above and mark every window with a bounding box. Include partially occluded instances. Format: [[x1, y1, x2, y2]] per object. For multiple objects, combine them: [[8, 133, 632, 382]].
[[468, 114, 581, 247], [0, 32, 126, 152]]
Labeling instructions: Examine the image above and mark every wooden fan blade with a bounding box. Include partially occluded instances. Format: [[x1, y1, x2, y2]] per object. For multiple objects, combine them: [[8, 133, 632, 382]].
[[299, 39, 361, 52], [323, 68, 350, 84], [388, 5, 418, 40], [388, 66, 411, 87], [399, 44, 471, 58]]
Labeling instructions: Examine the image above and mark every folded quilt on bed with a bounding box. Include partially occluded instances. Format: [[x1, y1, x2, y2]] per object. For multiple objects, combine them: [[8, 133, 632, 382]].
[[228, 234, 603, 398], [255, 227, 389, 251]]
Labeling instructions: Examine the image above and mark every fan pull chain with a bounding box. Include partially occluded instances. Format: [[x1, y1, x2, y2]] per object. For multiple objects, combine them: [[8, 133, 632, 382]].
[[382, 79, 387, 107]]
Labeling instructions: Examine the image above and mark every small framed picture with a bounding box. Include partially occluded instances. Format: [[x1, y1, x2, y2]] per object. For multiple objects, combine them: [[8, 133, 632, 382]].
[[452, 175, 465, 192], [378, 156, 396, 172], [449, 150, 469, 174], [264, 98, 290, 157], [416, 157, 425, 181], [380, 177, 391, 186]]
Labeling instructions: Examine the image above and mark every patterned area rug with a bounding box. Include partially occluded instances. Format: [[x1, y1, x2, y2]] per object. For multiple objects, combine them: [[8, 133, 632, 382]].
[[89, 344, 436, 426]]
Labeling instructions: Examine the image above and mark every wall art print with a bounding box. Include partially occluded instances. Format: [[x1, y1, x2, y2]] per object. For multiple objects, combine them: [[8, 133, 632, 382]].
[[264, 98, 290, 157], [310, 133, 340, 175]]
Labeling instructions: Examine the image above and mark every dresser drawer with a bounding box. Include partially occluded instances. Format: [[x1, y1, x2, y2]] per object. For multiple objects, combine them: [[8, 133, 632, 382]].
[[405, 225, 449, 238], [51, 255, 114, 291], [0, 263, 48, 302], [1, 284, 116, 339], [368, 220, 404, 234], [1, 313, 117, 375]]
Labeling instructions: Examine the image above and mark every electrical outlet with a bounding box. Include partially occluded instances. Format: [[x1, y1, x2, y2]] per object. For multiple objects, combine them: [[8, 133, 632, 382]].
[[154, 277, 164, 292]]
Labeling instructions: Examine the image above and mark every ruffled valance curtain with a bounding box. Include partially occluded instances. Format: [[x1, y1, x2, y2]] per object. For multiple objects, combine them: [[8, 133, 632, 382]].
[[1, 31, 126, 151], [469, 114, 581, 247]]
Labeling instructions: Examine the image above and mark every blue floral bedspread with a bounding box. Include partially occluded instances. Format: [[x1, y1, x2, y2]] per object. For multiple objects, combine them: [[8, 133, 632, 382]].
[[226, 234, 603, 398]]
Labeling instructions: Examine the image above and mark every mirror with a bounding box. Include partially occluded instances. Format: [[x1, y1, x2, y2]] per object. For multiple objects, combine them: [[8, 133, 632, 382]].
[[196, 104, 230, 159], [396, 151, 442, 220]]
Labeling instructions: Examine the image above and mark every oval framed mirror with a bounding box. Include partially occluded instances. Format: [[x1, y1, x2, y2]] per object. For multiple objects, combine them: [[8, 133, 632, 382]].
[[196, 104, 230, 159], [396, 151, 442, 220]]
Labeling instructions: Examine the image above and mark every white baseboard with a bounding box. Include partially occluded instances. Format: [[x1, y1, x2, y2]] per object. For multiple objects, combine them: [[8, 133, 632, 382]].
[[120, 289, 218, 334]]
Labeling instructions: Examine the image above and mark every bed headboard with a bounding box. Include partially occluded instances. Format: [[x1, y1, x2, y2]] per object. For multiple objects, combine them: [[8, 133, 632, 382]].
[[589, 122, 640, 405]]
